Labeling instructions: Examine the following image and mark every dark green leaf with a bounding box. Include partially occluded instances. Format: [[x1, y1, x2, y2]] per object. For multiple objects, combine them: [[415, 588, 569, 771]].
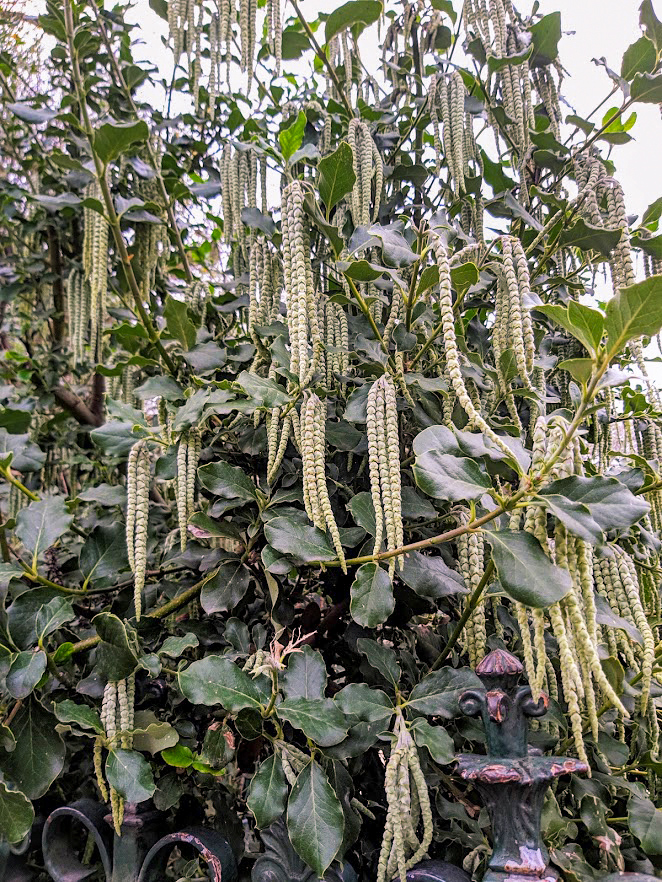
[[6, 650, 46, 700], [0, 782, 34, 844], [265, 517, 338, 563], [529, 12, 561, 65], [277, 698, 348, 746], [640, 0, 662, 51], [410, 718, 455, 764], [559, 219, 622, 257], [485, 530, 573, 607], [15, 497, 72, 563], [198, 461, 258, 502], [35, 597, 74, 643], [281, 645, 328, 701], [53, 699, 103, 733], [628, 796, 662, 854], [536, 491, 603, 544], [237, 371, 291, 409], [334, 683, 394, 722], [0, 431, 45, 473], [94, 120, 149, 165], [248, 754, 288, 828], [408, 667, 481, 717], [0, 700, 65, 798], [356, 638, 401, 687], [178, 656, 270, 711], [540, 475, 649, 532], [413, 449, 492, 502], [621, 36, 657, 79], [605, 275, 662, 354], [631, 72, 662, 103], [93, 613, 140, 681], [80, 525, 129, 588], [400, 551, 467, 598], [164, 297, 196, 350], [279, 111, 306, 161], [200, 562, 252, 614], [106, 749, 155, 803], [350, 563, 394, 627], [159, 634, 199, 657], [347, 492, 377, 535], [287, 761, 344, 876], [134, 375, 184, 401], [325, 0, 383, 42], [319, 142, 356, 217]]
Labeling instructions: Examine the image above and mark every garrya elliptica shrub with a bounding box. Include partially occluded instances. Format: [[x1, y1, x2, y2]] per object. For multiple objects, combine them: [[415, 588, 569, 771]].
[[0, 0, 661, 877]]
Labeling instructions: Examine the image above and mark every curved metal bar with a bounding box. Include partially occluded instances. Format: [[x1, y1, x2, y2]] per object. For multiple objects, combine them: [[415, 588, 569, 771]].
[[404, 859, 472, 882], [137, 827, 238, 882], [42, 799, 113, 882]]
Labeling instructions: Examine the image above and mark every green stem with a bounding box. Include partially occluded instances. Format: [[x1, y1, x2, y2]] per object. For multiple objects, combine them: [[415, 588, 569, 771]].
[[24, 569, 86, 596], [2, 468, 38, 502], [344, 276, 396, 370], [429, 559, 495, 672], [62, 569, 218, 656], [289, 0, 352, 117]]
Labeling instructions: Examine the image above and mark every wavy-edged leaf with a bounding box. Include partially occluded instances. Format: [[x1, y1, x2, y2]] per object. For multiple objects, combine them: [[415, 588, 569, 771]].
[[248, 753, 288, 828], [485, 530, 573, 607], [350, 563, 394, 627], [178, 656, 270, 711], [287, 760, 344, 876]]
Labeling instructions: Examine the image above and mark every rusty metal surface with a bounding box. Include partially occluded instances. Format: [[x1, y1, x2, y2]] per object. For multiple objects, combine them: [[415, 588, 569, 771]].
[[137, 827, 237, 882]]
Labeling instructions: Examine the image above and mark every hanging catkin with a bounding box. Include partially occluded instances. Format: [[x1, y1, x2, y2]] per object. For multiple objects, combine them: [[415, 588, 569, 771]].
[[348, 119, 383, 226], [300, 393, 346, 572], [66, 267, 91, 367], [82, 179, 109, 361], [126, 441, 150, 620], [377, 711, 433, 882], [176, 429, 201, 551], [432, 233, 514, 459], [281, 181, 322, 386], [98, 677, 135, 835], [367, 374, 403, 578]]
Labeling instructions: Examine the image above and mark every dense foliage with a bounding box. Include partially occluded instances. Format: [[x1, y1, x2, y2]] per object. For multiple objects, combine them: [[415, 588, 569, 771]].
[[0, 0, 662, 878]]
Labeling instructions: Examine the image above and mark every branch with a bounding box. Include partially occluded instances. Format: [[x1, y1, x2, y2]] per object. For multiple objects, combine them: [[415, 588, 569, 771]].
[[51, 386, 104, 427], [289, 0, 353, 117], [87, 0, 194, 284], [62, 0, 177, 376]]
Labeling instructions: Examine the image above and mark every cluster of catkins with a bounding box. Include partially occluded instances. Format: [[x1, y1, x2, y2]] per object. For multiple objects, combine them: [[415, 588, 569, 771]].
[[377, 711, 433, 882], [514, 416, 656, 766], [432, 234, 515, 459], [456, 522, 487, 668], [348, 119, 383, 226], [221, 146, 267, 249], [81, 179, 109, 362], [463, 0, 562, 199], [429, 71, 484, 238], [126, 441, 150, 620], [490, 235, 539, 430], [367, 374, 403, 578], [95, 676, 135, 834], [176, 429, 201, 551], [169, 0, 280, 111]]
